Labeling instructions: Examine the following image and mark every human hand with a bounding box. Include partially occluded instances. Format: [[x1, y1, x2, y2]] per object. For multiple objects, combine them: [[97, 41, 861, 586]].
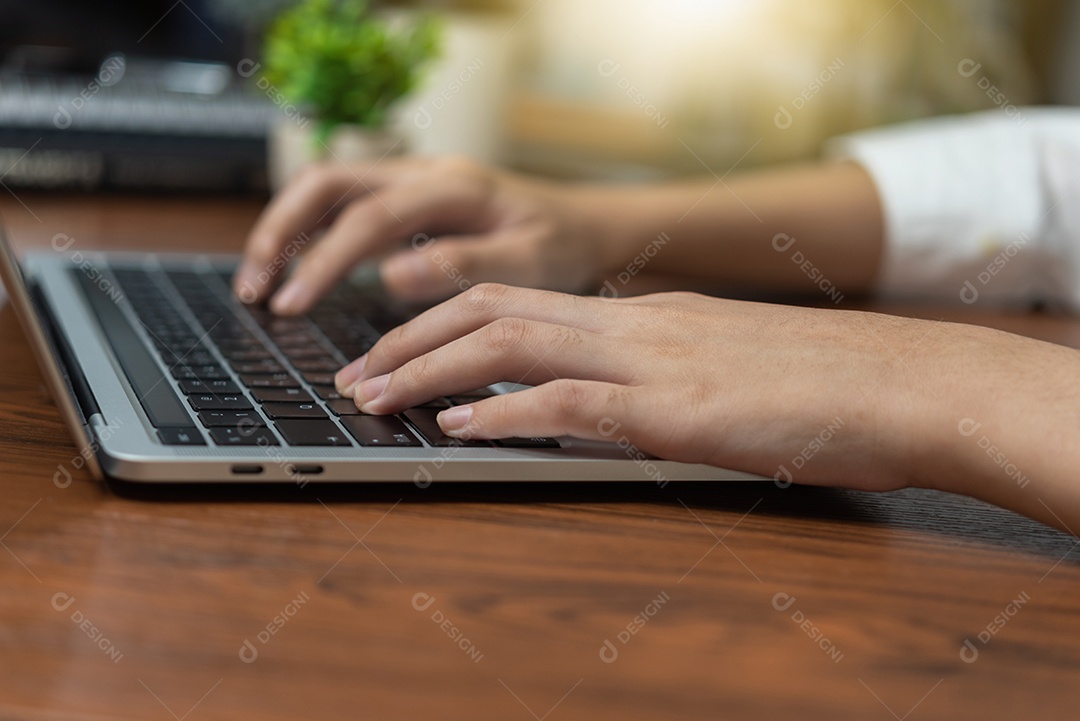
[[332, 284, 962, 493], [233, 156, 607, 315]]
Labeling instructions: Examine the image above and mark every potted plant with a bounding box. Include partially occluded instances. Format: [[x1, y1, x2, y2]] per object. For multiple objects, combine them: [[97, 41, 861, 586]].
[[262, 0, 440, 187]]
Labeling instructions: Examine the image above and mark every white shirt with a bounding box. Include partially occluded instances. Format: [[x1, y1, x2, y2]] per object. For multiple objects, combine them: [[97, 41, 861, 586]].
[[830, 108, 1080, 310]]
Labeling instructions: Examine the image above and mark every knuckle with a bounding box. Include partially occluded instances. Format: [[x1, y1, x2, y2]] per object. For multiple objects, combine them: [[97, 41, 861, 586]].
[[549, 323, 584, 351], [399, 351, 437, 391], [460, 282, 512, 318], [547, 380, 591, 417], [483, 317, 532, 353]]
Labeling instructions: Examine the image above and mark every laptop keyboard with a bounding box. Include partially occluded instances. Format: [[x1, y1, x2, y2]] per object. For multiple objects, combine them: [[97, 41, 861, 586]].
[[86, 266, 559, 451]]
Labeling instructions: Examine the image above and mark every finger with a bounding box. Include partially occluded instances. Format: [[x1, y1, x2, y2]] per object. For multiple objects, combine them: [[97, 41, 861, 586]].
[[435, 379, 641, 443], [269, 179, 488, 315], [235, 163, 388, 302], [379, 234, 533, 301], [335, 284, 620, 393], [352, 318, 634, 414]]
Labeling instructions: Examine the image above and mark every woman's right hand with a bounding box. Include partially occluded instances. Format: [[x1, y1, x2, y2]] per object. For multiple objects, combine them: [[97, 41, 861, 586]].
[[233, 156, 610, 315]]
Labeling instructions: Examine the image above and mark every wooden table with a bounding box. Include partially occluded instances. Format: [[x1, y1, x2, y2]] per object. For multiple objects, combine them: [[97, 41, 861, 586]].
[[1, 194, 1078, 721]]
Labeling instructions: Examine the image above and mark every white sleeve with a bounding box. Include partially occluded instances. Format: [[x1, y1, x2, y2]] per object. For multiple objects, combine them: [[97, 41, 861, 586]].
[[827, 109, 1080, 311]]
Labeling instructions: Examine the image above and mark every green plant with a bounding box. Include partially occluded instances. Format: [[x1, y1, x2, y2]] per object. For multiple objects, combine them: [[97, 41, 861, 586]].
[[264, 0, 440, 138]]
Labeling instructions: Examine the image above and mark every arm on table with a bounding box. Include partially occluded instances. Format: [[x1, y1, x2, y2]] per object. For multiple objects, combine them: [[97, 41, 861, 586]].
[[335, 285, 1080, 534]]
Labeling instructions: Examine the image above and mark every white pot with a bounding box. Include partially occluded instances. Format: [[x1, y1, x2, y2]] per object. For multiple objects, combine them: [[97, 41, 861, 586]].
[[269, 120, 405, 191]]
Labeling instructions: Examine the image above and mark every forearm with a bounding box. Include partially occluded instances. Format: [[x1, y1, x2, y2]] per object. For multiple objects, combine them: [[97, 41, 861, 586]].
[[566, 162, 885, 296]]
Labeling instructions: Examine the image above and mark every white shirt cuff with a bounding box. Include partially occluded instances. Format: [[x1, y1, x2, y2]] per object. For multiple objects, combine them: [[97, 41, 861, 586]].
[[828, 109, 1080, 310]]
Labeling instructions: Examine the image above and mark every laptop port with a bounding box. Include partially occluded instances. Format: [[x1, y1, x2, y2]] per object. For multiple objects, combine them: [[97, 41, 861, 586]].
[[286, 464, 324, 476], [231, 464, 264, 475]]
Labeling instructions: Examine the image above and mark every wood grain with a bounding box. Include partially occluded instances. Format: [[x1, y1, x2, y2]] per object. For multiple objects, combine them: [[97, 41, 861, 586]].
[[1, 194, 1079, 721]]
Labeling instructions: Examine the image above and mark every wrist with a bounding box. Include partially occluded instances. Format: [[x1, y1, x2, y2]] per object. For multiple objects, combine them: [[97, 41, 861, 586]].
[[559, 185, 663, 284], [892, 322, 1080, 530]]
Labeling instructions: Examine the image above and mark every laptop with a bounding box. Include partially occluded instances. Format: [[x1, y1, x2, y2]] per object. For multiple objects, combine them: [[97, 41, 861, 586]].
[[0, 224, 761, 485]]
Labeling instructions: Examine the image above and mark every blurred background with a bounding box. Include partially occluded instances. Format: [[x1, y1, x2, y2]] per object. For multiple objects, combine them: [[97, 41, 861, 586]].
[[0, 0, 1074, 193]]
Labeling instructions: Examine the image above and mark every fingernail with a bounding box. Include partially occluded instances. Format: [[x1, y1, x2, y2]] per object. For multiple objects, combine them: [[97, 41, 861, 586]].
[[355, 373, 391, 413], [335, 355, 368, 395], [271, 280, 313, 315], [233, 261, 261, 303], [438, 405, 473, 436]]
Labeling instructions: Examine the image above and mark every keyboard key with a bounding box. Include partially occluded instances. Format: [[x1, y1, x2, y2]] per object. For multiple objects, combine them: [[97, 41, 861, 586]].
[[188, 394, 255, 411], [274, 419, 352, 446], [280, 346, 333, 360], [198, 410, 267, 427], [327, 399, 361, 416], [449, 390, 497, 404], [221, 348, 275, 362], [231, 360, 288, 374], [261, 318, 309, 333], [209, 426, 280, 446], [403, 408, 490, 447], [240, 373, 300, 388], [171, 365, 229, 381], [341, 415, 422, 447], [179, 379, 240, 395], [216, 338, 262, 352], [157, 427, 206, 445], [169, 350, 217, 366], [155, 336, 202, 352], [251, 387, 314, 403], [496, 437, 561, 449], [290, 357, 342, 373], [262, 402, 329, 419], [311, 385, 343, 401], [302, 372, 337, 385]]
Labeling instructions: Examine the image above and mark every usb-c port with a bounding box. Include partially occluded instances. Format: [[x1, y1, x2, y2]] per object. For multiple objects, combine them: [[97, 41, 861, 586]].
[[231, 464, 264, 475], [286, 464, 324, 476]]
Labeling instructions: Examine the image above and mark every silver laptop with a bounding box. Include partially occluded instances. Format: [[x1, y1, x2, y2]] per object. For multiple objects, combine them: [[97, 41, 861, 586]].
[[0, 224, 760, 485]]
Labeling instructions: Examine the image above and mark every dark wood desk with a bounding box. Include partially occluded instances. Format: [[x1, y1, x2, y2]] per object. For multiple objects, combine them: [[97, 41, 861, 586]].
[[1, 194, 1078, 721]]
